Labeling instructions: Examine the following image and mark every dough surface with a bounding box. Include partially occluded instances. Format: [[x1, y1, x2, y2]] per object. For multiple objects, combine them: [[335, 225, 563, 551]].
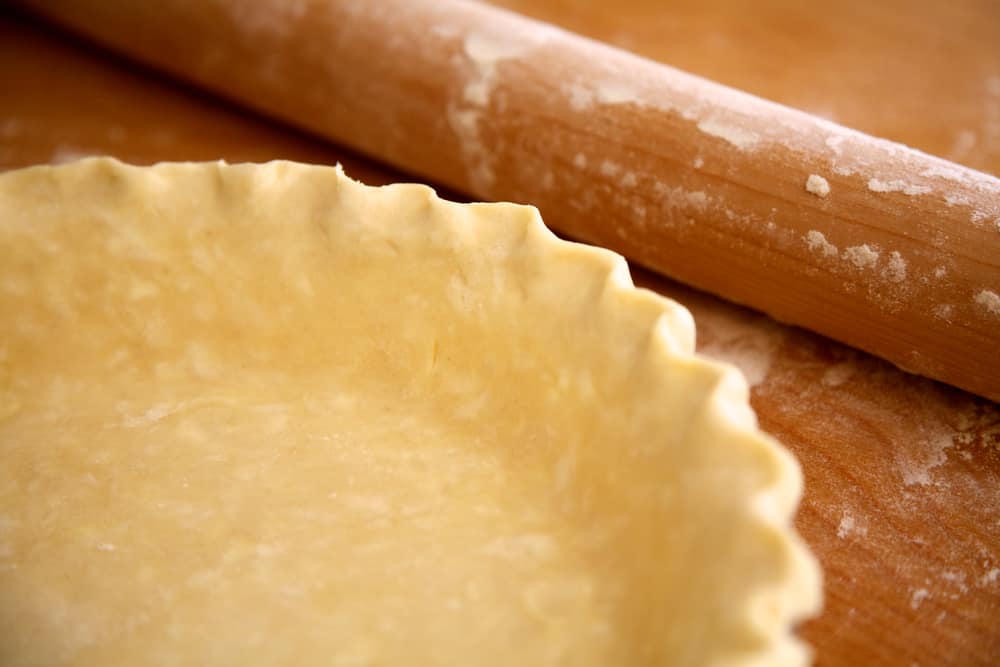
[[0, 159, 820, 666]]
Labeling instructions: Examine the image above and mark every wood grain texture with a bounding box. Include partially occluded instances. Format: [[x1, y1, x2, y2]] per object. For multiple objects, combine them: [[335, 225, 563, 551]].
[[2, 6, 999, 666], [489, 0, 1000, 177], [17, 0, 1000, 402]]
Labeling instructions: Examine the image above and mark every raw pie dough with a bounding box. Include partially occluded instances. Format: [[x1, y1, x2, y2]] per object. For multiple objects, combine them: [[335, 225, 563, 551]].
[[0, 160, 820, 666]]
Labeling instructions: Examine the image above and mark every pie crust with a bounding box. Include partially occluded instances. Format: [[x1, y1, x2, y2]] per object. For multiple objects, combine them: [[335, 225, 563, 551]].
[[0, 159, 820, 665]]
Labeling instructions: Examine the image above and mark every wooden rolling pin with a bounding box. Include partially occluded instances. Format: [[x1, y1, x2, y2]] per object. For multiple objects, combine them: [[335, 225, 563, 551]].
[[20, 0, 1000, 400]]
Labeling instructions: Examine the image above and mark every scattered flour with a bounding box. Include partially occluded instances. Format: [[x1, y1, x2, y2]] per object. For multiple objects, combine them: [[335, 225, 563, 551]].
[[931, 304, 954, 321], [696, 314, 780, 389], [867, 178, 932, 196], [837, 510, 867, 539], [562, 78, 643, 112], [805, 174, 831, 198], [974, 289, 1000, 315], [448, 30, 548, 190], [572, 153, 587, 169], [883, 251, 908, 283], [464, 32, 532, 75], [970, 210, 991, 225], [941, 570, 969, 594], [920, 164, 968, 182], [825, 135, 845, 155], [900, 429, 954, 487], [684, 191, 708, 211], [696, 118, 760, 151], [430, 24, 459, 38], [822, 362, 855, 387], [843, 244, 880, 270], [595, 81, 640, 105], [910, 588, 930, 609], [599, 160, 622, 178], [804, 230, 838, 257], [566, 82, 594, 111], [652, 184, 718, 220]]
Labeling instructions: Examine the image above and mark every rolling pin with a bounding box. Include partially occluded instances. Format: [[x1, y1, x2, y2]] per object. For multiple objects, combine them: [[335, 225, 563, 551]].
[[19, 0, 1000, 400]]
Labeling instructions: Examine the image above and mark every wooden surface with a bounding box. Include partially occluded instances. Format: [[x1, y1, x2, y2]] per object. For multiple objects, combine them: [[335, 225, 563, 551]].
[[20, 0, 1000, 404], [2, 4, 999, 666]]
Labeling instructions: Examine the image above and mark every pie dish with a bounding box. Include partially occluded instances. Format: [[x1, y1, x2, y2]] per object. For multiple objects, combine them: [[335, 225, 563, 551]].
[[0, 159, 820, 665]]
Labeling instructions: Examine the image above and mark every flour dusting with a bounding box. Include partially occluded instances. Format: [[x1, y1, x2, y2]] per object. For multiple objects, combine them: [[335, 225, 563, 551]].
[[900, 428, 954, 487], [822, 362, 855, 387], [805, 174, 830, 198], [685, 191, 708, 211], [883, 251, 908, 283], [867, 178, 932, 196], [843, 244, 880, 270], [940, 570, 969, 594], [696, 312, 781, 389], [825, 135, 845, 156], [974, 289, 1000, 315], [566, 83, 594, 111], [449, 30, 548, 191], [920, 165, 969, 183], [837, 510, 867, 539], [595, 81, 640, 105], [696, 118, 760, 151], [599, 160, 621, 178], [804, 230, 838, 257], [931, 304, 954, 321]]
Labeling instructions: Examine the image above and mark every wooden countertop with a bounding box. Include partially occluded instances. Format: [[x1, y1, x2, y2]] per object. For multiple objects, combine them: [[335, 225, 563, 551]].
[[2, 4, 998, 665]]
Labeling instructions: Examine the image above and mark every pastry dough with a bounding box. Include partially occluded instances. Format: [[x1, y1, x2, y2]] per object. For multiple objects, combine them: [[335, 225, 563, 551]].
[[0, 159, 820, 666]]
